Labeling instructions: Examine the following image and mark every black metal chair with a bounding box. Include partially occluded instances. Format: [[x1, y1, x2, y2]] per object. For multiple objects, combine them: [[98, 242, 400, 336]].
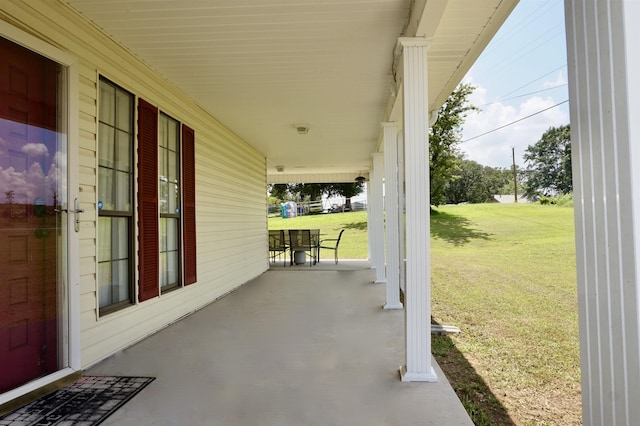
[[319, 229, 344, 264], [268, 230, 287, 266], [288, 229, 317, 267]]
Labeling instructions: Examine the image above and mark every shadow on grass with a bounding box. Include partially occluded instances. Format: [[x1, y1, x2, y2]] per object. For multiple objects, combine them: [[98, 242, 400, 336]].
[[343, 221, 367, 231], [431, 319, 515, 426], [430, 210, 492, 246]]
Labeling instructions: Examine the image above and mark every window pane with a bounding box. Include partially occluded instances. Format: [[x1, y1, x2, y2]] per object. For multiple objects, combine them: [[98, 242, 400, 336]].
[[168, 151, 177, 182], [159, 148, 167, 182], [159, 252, 168, 287], [98, 217, 112, 262], [168, 120, 178, 151], [168, 183, 179, 214], [98, 123, 115, 168], [167, 218, 178, 251], [99, 84, 115, 125], [116, 90, 131, 132], [167, 251, 178, 286], [159, 180, 168, 214], [159, 218, 167, 251], [113, 217, 129, 259], [159, 116, 167, 148], [116, 130, 131, 172], [98, 167, 114, 210], [112, 260, 129, 303], [98, 262, 112, 308], [115, 171, 130, 211]]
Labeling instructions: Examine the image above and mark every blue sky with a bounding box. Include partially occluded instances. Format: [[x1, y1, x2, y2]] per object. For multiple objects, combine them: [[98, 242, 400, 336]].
[[460, 0, 569, 169]]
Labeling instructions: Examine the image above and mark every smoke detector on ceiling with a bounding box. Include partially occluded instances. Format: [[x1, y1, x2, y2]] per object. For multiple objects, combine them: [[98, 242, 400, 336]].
[[294, 124, 309, 134]]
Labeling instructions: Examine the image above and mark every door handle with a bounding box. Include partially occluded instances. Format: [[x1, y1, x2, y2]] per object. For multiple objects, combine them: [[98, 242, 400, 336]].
[[73, 198, 84, 233]]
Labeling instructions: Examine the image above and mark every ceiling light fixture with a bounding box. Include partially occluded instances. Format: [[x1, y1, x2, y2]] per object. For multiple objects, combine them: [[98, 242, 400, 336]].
[[355, 171, 367, 184]]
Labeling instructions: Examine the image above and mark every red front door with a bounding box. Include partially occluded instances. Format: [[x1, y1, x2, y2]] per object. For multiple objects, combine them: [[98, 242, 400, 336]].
[[0, 37, 61, 393]]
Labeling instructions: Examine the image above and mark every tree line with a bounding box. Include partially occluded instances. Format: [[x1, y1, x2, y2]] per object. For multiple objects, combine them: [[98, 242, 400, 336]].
[[430, 83, 571, 205]]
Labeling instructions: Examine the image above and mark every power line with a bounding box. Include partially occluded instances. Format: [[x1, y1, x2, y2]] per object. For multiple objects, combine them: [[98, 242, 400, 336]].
[[494, 64, 567, 101], [488, 0, 559, 50], [481, 27, 565, 77], [462, 100, 569, 143], [478, 84, 568, 107]]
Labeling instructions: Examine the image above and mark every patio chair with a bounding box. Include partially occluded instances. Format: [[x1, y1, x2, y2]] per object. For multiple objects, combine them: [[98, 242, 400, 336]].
[[319, 229, 344, 264], [268, 230, 287, 266], [288, 229, 317, 267]]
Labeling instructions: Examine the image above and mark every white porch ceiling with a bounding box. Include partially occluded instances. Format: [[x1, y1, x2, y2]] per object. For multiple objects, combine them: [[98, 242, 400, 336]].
[[64, 0, 517, 183]]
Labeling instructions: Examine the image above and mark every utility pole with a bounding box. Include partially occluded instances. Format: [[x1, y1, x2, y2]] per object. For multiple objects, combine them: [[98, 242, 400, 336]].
[[512, 147, 518, 203]]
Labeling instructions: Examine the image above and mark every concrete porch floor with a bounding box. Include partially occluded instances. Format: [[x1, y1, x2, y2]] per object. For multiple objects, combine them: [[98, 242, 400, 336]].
[[88, 260, 472, 425]]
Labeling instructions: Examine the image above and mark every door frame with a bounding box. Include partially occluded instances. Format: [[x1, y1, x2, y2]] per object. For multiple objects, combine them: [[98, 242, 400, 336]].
[[0, 21, 81, 404]]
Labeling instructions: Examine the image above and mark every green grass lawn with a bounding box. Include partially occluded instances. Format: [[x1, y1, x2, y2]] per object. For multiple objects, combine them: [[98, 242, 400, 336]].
[[269, 204, 580, 425], [430, 203, 580, 425]]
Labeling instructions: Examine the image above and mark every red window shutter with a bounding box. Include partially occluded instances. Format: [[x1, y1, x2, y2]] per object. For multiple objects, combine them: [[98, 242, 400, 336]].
[[138, 98, 159, 301], [182, 124, 197, 285]]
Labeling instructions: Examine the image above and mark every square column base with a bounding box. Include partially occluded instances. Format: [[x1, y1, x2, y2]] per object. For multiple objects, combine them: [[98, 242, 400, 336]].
[[383, 303, 403, 310], [399, 365, 438, 382]]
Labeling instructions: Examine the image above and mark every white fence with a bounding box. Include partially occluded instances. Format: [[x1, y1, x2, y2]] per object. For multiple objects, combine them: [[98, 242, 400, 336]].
[[268, 197, 367, 217]]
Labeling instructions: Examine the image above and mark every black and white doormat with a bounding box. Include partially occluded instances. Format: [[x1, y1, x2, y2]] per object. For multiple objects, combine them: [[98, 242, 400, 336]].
[[0, 376, 155, 425]]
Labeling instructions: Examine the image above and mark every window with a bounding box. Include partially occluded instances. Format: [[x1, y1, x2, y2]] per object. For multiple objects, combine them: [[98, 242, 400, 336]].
[[98, 78, 134, 313], [138, 98, 197, 302], [158, 113, 181, 292]]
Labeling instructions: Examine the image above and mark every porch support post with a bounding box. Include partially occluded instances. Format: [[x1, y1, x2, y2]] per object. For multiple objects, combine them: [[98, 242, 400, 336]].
[[366, 182, 372, 262], [398, 134, 406, 294], [398, 37, 436, 382], [370, 153, 386, 283], [382, 122, 402, 309], [566, 1, 640, 423]]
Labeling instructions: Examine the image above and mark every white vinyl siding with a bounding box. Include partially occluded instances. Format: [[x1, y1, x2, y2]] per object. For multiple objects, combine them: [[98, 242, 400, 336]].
[[1, 0, 268, 368]]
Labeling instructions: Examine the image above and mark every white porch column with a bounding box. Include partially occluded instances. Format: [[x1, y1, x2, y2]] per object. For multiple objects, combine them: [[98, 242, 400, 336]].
[[366, 182, 372, 262], [370, 153, 386, 283], [398, 134, 406, 294], [383, 122, 403, 309], [566, 2, 640, 424], [398, 37, 436, 382]]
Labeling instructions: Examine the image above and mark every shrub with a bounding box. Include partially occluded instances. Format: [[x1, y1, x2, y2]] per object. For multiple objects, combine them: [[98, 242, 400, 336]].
[[538, 196, 557, 205], [556, 193, 574, 207], [538, 193, 573, 207]]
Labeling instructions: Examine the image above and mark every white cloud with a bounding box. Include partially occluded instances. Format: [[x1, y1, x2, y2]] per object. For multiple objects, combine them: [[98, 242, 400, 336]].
[[0, 151, 65, 206], [21, 142, 49, 157], [459, 81, 569, 168]]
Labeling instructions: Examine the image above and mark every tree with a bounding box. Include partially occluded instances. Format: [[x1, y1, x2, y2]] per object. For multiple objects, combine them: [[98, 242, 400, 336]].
[[268, 184, 289, 201], [444, 159, 510, 204], [288, 183, 326, 201], [522, 125, 572, 199], [270, 182, 364, 202], [430, 83, 479, 206]]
